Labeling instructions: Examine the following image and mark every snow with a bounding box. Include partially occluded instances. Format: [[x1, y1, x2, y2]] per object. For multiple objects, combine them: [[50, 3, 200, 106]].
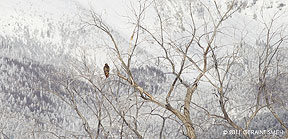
[[0, 0, 288, 138]]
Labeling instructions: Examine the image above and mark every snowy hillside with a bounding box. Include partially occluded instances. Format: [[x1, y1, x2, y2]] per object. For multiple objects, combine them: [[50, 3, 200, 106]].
[[0, 0, 288, 138], [0, 0, 132, 69]]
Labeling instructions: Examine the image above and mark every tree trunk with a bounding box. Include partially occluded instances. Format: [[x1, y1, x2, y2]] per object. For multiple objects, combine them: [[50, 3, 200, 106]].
[[185, 122, 196, 139]]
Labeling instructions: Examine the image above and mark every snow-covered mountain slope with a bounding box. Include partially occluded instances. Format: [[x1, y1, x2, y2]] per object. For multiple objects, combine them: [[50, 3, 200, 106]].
[[1, 0, 287, 69], [0, 0, 133, 69], [0, 0, 288, 138], [0, 56, 173, 138], [0, 57, 75, 138]]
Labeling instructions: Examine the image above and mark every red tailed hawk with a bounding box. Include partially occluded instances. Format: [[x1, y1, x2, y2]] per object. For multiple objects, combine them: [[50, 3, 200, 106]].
[[103, 63, 110, 78]]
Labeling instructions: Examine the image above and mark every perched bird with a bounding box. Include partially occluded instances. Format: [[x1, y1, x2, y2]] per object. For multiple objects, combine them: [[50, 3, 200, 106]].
[[103, 63, 110, 78]]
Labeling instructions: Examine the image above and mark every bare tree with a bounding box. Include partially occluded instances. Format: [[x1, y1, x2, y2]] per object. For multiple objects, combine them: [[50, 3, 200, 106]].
[[43, 0, 288, 138], [83, 0, 246, 138]]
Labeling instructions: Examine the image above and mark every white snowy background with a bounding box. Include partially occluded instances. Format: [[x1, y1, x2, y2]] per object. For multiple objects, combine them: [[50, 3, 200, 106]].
[[0, 0, 288, 138]]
